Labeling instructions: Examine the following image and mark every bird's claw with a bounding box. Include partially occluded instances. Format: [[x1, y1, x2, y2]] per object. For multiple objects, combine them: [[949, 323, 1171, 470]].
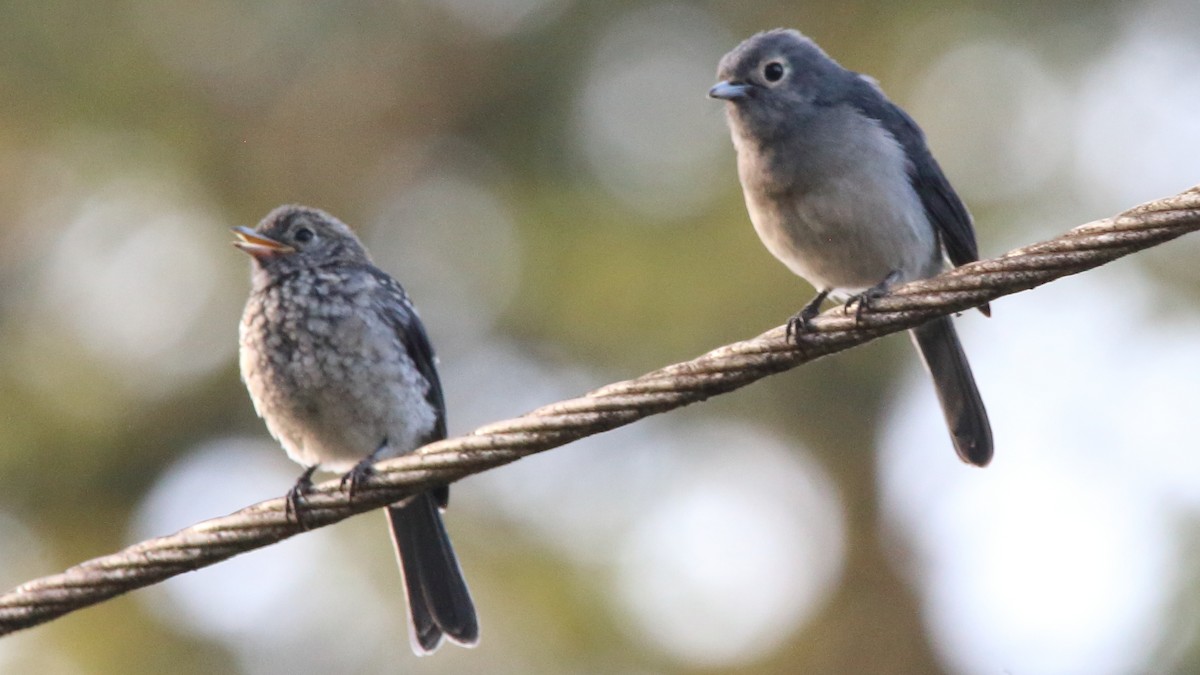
[[340, 459, 375, 503], [785, 310, 816, 342], [841, 272, 899, 326], [341, 438, 390, 504], [786, 289, 831, 343], [286, 465, 319, 529]]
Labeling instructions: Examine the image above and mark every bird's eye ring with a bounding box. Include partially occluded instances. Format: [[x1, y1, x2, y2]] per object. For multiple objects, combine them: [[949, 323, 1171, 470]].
[[763, 61, 785, 83], [294, 227, 314, 244]]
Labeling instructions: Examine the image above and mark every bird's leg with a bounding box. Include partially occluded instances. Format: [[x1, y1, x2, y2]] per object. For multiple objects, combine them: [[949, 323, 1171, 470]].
[[786, 288, 832, 342], [341, 437, 390, 503], [843, 270, 901, 326], [286, 465, 319, 529]]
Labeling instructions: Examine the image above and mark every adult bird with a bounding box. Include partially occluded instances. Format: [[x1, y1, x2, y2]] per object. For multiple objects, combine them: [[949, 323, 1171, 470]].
[[709, 29, 993, 466]]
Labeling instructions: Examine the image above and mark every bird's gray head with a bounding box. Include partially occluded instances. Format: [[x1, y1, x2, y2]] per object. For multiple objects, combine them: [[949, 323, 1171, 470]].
[[233, 205, 371, 278], [708, 29, 859, 139]]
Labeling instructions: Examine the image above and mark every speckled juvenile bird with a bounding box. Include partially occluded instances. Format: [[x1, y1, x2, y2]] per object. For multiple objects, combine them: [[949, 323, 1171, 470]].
[[709, 29, 993, 466], [233, 205, 478, 654]]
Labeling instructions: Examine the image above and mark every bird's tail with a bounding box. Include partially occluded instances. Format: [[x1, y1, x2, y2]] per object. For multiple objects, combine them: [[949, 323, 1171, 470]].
[[909, 316, 993, 466], [386, 492, 479, 655]]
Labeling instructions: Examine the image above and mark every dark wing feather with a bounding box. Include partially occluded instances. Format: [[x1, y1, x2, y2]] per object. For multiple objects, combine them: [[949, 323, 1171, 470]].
[[844, 76, 980, 268], [364, 268, 447, 437], [364, 265, 451, 507]]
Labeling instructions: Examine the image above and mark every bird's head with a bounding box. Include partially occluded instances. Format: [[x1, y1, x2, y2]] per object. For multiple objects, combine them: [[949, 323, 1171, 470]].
[[233, 205, 370, 277], [708, 29, 854, 140]]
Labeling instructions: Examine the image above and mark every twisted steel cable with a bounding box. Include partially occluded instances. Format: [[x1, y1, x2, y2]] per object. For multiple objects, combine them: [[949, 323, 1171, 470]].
[[1, 185, 1198, 635]]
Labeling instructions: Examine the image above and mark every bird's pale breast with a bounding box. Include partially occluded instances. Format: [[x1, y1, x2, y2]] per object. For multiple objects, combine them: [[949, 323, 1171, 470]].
[[239, 268, 437, 472], [734, 104, 941, 294]]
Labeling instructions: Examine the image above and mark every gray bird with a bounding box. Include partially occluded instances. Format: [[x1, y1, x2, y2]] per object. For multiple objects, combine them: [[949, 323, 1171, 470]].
[[234, 205, 479, 654], [709, 29, 993, 466]]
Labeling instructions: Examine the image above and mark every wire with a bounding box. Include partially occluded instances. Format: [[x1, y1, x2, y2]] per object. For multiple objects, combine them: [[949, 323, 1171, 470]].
[[1, 184, 1197, 636]]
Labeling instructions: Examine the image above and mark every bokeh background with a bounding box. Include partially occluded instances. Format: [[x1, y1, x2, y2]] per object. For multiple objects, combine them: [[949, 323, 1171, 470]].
[[1, 1, 1198, 673]]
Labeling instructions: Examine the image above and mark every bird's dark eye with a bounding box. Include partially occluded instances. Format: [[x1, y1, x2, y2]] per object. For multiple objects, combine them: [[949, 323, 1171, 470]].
[[763, 61, 785, 83], [294, 227, 314, 244]]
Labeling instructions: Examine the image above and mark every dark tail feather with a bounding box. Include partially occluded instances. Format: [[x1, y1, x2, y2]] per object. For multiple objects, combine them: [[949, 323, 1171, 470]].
[[386, 492, 479, 655], [909, 316, 993, 466]]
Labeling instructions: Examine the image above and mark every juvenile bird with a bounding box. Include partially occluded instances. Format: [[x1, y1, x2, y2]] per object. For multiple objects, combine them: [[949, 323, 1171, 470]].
[[234, 205, 478, 653], [709, 29, 993, 466]]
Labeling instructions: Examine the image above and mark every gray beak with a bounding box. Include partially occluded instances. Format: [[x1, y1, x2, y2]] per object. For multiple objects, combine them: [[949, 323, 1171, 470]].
[[708, 81, 752, 101]]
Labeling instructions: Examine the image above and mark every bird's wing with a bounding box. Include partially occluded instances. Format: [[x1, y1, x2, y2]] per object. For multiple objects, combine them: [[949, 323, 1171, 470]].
[[845, 76, 980, 267], [395, 299, 449, 442], [366, 267, 451, 507]]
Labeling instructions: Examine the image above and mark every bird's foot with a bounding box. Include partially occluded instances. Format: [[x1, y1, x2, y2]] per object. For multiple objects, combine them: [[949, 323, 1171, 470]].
[[340, 459, 374, 503], [286, 465, 319, 529], [786, 289, 832, 342], [842, 271, 900, 326], [341, 439, 389, 503]]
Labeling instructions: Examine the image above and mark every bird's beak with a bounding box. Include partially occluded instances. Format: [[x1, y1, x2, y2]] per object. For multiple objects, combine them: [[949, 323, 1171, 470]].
[[232, 226, 294, 257], [708, 80, 752, 101]]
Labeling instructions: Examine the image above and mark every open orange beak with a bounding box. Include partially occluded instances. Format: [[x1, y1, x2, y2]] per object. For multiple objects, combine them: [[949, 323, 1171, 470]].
[[232, 226, 295, 257]]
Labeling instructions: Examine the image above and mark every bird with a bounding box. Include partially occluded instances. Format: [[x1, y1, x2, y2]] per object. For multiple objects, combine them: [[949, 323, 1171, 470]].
[[233, 204, 479, 654], [709, 29, 993, 466]]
